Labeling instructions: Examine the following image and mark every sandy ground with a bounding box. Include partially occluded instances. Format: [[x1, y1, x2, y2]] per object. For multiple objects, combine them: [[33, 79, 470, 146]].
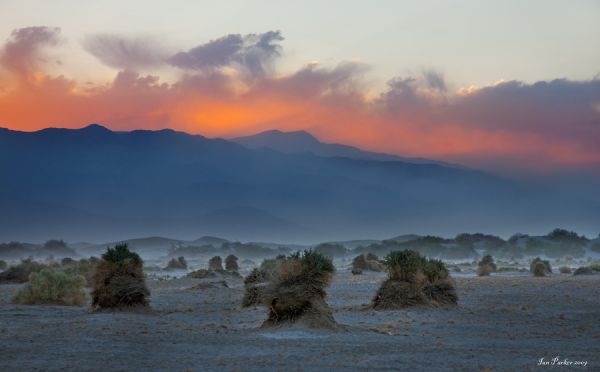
[[0, 272, 599, 371]]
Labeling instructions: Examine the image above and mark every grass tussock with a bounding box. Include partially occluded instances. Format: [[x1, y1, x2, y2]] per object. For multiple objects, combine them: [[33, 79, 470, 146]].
[[208, 256, 223, 271], [225, 254, 239, 271], [91, 243, 149, 310], [261, 250, 338, 329], [372, 250, 457, 309], [165, 256, 187, 270], [13, 268, 87, 306], [477, 255, 497, 276], [530, 257, 552, 277]]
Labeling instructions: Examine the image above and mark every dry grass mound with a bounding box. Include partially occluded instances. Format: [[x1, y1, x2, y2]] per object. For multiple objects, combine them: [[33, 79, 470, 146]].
[[242, 268, 270, 307], [13, 268, 87, 306], [477, 255, 497, 276], [165, 256, 187, 270], [372, 250, 457, 309], [261, 250, 338, 329], [208, 256, 223, 271], [91, 243, 149, 310], [225, 254, 239, 271], [530, 257, 552, 277]]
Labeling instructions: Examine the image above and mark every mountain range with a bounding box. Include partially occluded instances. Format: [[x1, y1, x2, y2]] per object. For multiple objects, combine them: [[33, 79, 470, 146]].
[[1, 124, 598, 243]]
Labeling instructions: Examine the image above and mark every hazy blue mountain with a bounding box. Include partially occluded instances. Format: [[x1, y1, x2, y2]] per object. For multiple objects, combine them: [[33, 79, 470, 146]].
[[232, 129, 463, 167], [1, 124, 598, 243]]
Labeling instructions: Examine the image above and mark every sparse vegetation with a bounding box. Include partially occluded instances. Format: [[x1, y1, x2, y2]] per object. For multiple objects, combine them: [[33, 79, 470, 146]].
[[372, 250, 457, 309], [208, 256, 223, 271], [225, 254, 239, 271], [165, 256, 187, 270], [559, 266, 572, 274], [0, 258, 52, 283], [91, 243, 149, 310], [13, 268, 87, 306], [477, 255, 497, 276], [530, 257, 552, 276], [261, 250, 338, 328]]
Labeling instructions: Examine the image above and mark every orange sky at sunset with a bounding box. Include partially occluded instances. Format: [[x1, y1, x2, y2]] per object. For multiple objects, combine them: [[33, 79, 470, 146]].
[[1, 26, 599, 173]]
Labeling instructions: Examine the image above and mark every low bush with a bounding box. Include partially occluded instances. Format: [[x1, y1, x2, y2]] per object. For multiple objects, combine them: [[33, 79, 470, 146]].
[[241, 268, 270, 307], [261, 250, 338, 328], [13, 268, 87, 306], [373, 250, 457, 309], [208, 256, 223, 271], [530, 257, 552, 276], [477, 255, 497, 276], [573, 266, 594, 276], [91, 243, 149, 310], [559, 266, 572, 274], [165, 256, 187, 270], [589, 263, 600, 272]]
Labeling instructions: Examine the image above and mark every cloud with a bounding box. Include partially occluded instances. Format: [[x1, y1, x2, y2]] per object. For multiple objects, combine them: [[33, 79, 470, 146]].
[[0, 26, 61, 78], [169, 30, 283, 77], [82, 34, 168, 70]]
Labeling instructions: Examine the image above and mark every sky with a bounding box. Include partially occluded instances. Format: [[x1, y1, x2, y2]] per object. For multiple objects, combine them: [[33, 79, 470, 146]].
[[0, 0, 599, 175]]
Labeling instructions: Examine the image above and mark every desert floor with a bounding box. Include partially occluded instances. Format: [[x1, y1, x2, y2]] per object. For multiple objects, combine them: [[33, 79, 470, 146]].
[[1, 272, 599, 371]]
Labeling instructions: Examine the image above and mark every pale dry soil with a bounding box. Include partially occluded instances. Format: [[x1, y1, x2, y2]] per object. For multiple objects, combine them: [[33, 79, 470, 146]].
[[0, 273, 599, 371]]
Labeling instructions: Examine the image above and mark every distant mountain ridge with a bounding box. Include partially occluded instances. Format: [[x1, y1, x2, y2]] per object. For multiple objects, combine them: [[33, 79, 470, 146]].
[[1, 124, 598, 242], [232, 129, 463, 167]]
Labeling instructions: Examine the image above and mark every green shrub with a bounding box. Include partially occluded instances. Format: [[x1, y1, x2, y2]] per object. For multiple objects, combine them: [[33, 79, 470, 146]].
[[13, 268, 87, 306], [589, 263, 600, 272], [384, 250, 427, 282], [91, 244, 149, 310]]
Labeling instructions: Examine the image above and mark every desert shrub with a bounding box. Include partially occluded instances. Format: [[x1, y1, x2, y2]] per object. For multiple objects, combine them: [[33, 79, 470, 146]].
[[0, 258, 50, 283], [559, 266, 572, 274], [373, 250, 457, 309], [0, 260, 7, 270], [573, 266, 594, 276], [91, 243, 149, 310], [529, 257, 552, 276], [208, 256, 223, 271], [13, 268, 87, 306], [225, 254, 239, 271], [477, 255, 497, 276], [261, 250, 337, 328], [187, 269, 216, 279], [352, 254, 367, 271], [241, 268, 270, 307], [166, 256, 187, 270], [384, 250, 427, 282], [532, 262, 548, 277]]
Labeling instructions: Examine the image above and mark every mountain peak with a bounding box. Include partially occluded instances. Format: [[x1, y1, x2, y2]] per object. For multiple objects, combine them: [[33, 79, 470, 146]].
[[81, 124, 112, 133]]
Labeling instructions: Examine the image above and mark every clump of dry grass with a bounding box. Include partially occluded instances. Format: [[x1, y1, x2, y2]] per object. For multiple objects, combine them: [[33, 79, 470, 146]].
[[241, 268, 270, 307], [208, 256, 223, 271], [13, 268, 87, 306], [559, 266, 572, 274], [261, 250, 338, 329], [91, 243, 149, 310], [225, 254, 239, 271], [530, 257, 552, 277], [477, 255, 497, 276], [372, 250, 457, 309], [165, 256, 187, 270]]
